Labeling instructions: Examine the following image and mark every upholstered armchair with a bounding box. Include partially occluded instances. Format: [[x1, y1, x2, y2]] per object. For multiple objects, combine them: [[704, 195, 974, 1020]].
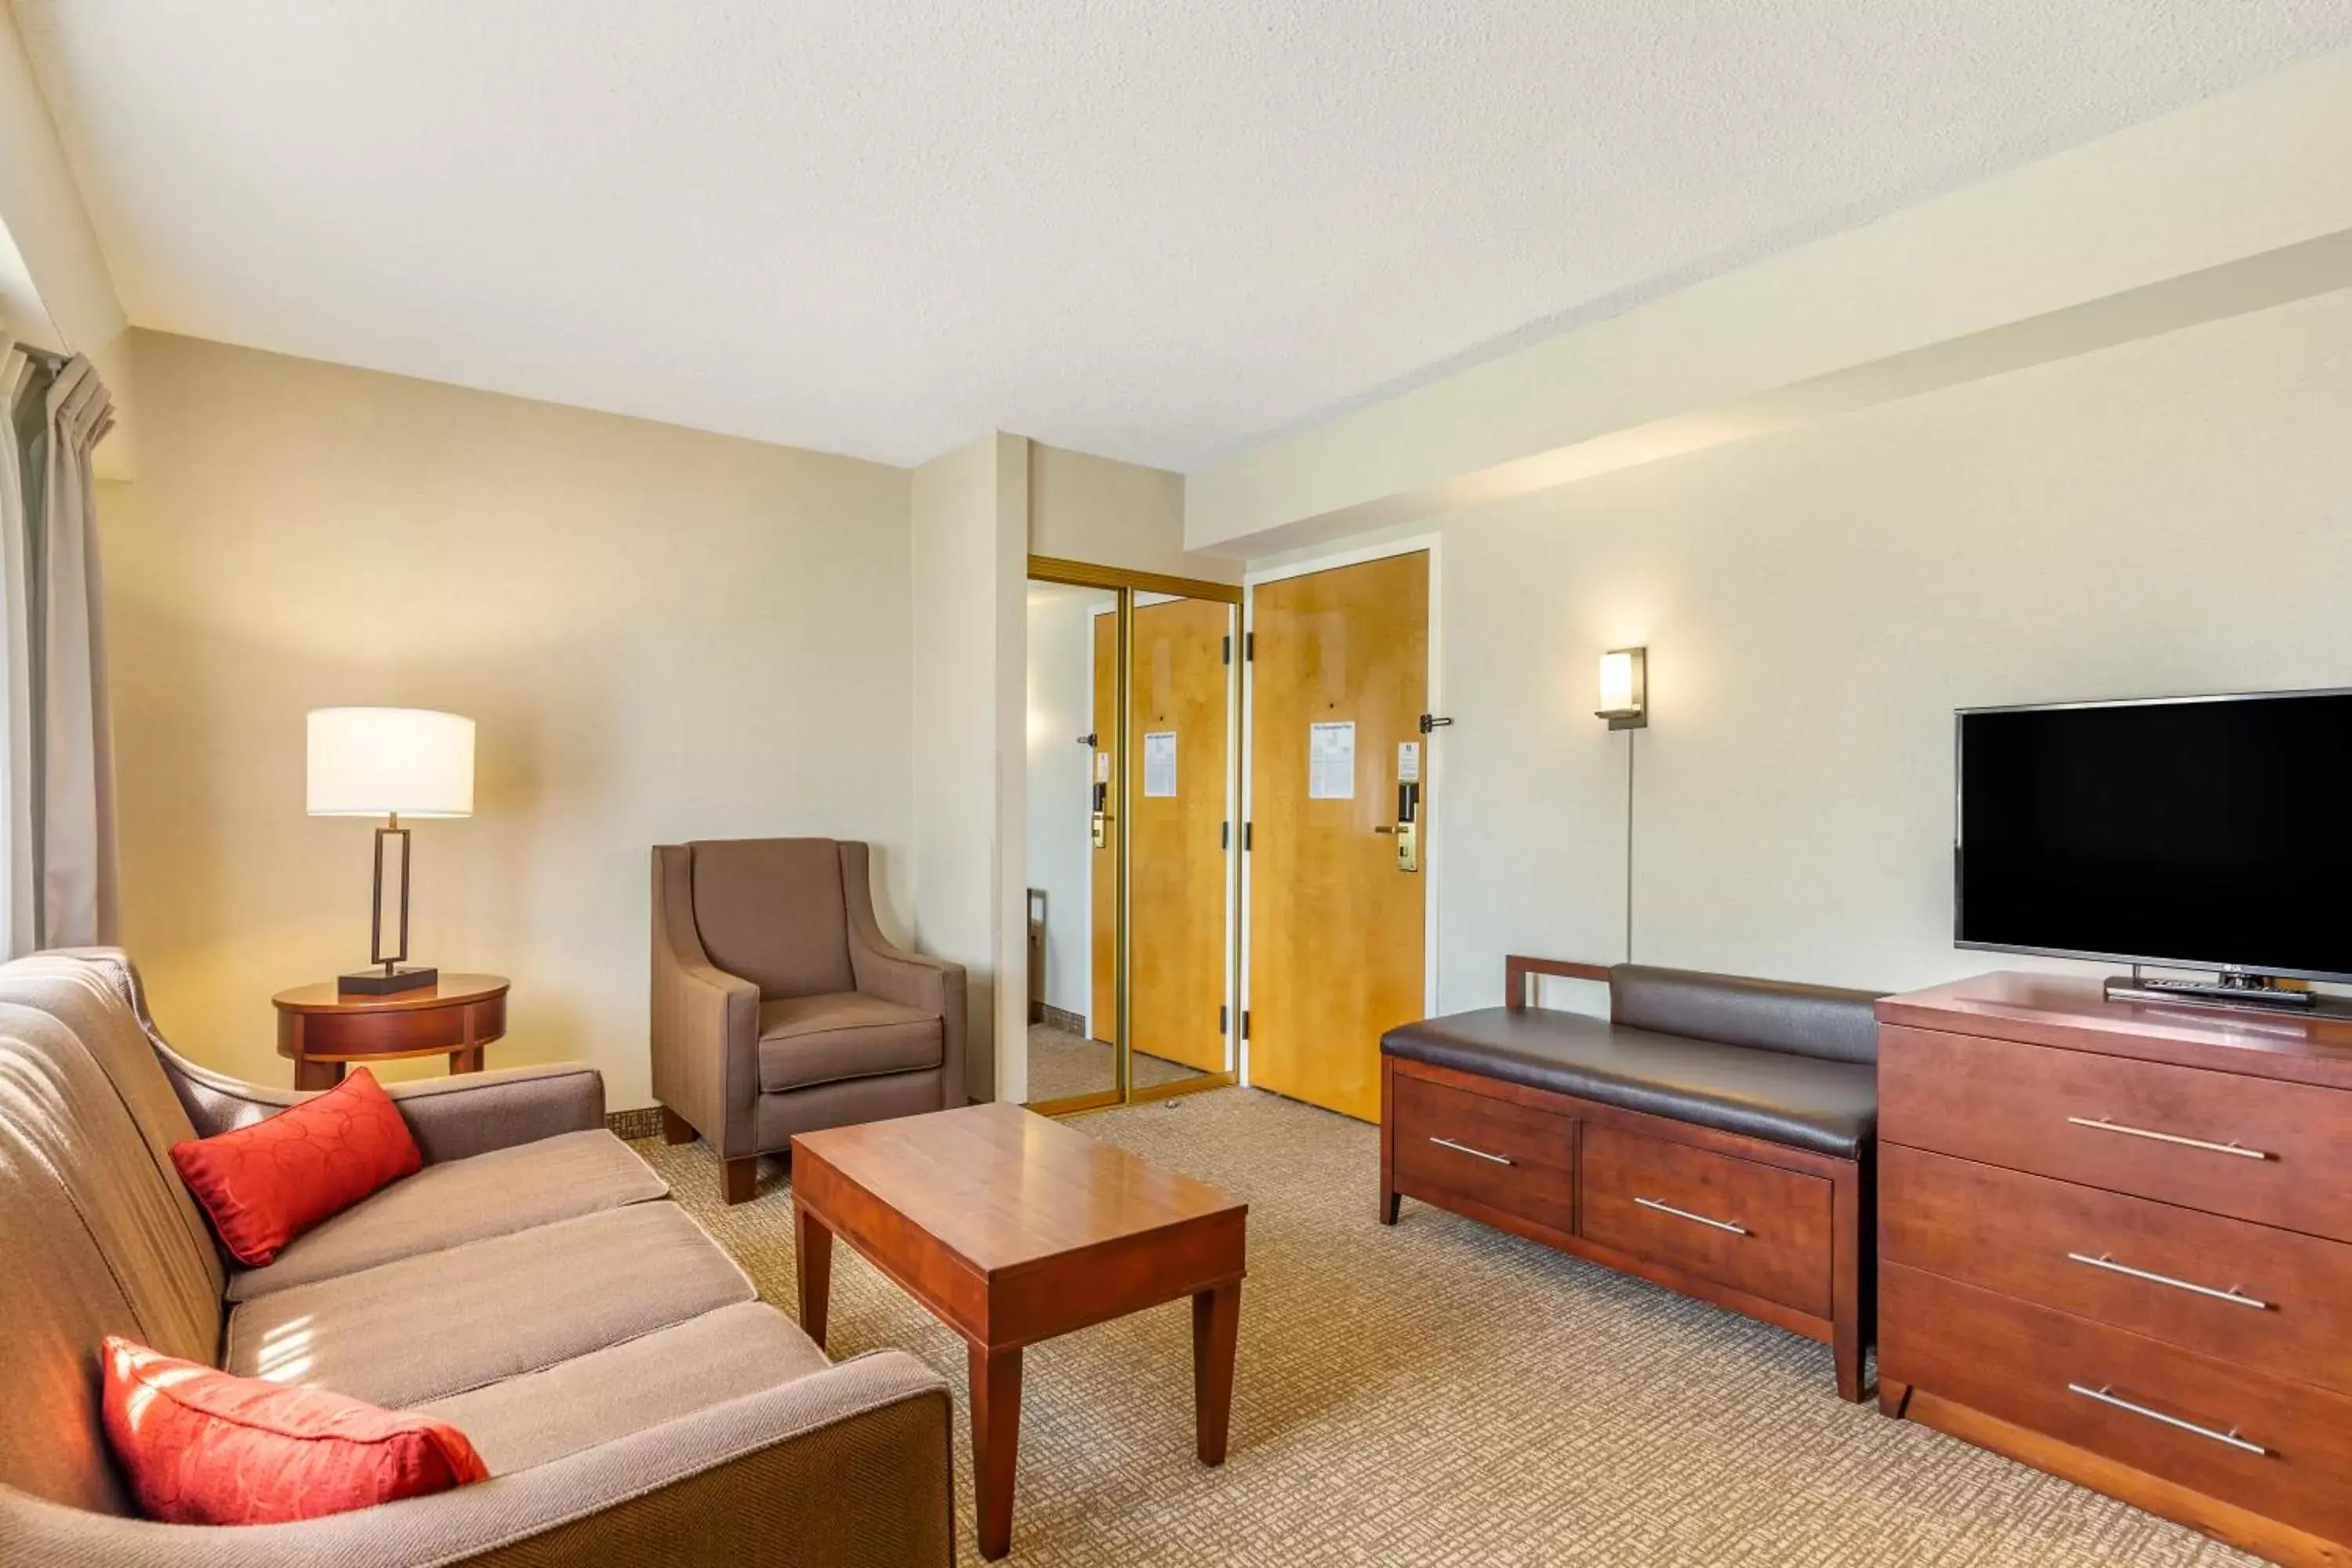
[[652, 838, 967, 1203]]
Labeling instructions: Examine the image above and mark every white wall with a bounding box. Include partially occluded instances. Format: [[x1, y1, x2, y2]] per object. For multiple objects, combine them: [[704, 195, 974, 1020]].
[[1030, 441, 1240, 583], [1413, 287, 2352, 1014], [1023, 583, 1105, 1018], [910, 430, 1029, 1102], [102, 331, 915, 1108]]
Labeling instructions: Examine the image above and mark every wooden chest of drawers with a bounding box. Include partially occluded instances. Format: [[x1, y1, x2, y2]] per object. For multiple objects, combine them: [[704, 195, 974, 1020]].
[[1878, 974, 2352, 1568]]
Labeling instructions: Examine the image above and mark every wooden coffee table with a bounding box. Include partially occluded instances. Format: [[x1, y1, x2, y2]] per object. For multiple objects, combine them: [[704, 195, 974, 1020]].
[[790, 1102, 1247, 1561]]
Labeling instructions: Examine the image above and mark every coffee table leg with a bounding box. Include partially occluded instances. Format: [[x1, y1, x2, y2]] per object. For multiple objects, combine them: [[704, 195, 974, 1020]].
[[1193, 1280, 1241, 1465], [794, 1202, 833, 1349], [969, 1341, 1022, 1560]]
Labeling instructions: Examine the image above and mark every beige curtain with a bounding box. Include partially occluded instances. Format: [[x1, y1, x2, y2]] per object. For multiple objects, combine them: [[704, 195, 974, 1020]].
[[0, 335, 118, 956]]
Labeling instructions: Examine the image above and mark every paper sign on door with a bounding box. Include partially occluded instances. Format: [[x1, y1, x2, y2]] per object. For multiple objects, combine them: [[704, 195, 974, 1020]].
[[1096, 752, 1111, 783], [1143, 731, 1178, 797], [1308, 721, 1356, 800], [1397, 741, 1421, 784]]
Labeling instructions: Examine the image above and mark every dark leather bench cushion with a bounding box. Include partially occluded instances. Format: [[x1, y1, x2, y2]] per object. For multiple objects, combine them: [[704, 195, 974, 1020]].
[[1610, 964, 1883, 1065], [1381, 1007, 1875, 1160]]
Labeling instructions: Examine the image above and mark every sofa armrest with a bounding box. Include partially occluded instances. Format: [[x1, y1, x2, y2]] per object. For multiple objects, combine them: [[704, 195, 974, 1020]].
[[164, 1057, 605, 1163], [0, 1350, 955, 1567]]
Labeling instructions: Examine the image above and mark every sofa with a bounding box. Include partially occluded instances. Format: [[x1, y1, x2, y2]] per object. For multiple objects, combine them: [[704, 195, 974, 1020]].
[[652, 838, 967, 1203], [1381, 957, 1883, 1399], [0, 949, 954, 1565]]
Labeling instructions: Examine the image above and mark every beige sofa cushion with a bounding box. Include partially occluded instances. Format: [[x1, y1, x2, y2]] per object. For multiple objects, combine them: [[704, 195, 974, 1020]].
[[226, 1203, 755, 1408], [413, 1301, 830, 1474], [228, 1129, 668, 1301], [757, 993, 942, 1092]]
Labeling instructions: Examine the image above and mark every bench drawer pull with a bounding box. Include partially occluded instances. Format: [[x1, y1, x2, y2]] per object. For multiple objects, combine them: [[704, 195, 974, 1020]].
[[2065, 1116, 2270, 1161], [1428, 1136, 1512, 1166], [1634, 1196, 1748, 1236], [2067, 1383, 2267, 1456], [2066, 1251, 2269, 1310]]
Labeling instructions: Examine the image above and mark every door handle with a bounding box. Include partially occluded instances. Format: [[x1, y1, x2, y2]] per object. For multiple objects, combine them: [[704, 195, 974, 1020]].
[[1393, 780, 1421, 872]]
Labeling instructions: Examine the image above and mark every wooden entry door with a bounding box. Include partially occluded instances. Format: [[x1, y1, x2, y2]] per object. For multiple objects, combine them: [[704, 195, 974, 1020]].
[[1126, 597, 1232, 1076], [1090, 609, 1117, 1045], [1247, 551, 1429, 1122]]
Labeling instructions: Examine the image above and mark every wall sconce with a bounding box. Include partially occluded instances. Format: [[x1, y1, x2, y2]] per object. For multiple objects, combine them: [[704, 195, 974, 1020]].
[[1596, 647, 1648, 730]]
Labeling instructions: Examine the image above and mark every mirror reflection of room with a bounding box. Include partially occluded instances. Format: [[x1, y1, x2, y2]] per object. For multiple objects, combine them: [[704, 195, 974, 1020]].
[[1024, 580, 1119, 1106], [1123, 592, 1235, 1093]]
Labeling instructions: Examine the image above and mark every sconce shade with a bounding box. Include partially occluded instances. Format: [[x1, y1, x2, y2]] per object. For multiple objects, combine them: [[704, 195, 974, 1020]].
[[1596, 648, 1648, 729], [307, 708, 475, 818]]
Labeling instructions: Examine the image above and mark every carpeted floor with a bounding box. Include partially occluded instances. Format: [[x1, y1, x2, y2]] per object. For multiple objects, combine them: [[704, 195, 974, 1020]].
[[1024, 1020, 1206, 1104], [638, 1087, 2257, 1566]]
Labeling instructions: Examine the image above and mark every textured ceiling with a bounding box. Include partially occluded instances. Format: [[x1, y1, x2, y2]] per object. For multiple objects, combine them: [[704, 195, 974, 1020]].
[[16, 2, 2352, 470]]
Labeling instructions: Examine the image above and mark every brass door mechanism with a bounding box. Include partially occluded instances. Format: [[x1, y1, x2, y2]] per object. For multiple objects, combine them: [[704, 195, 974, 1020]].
[[1392, 781, 1421, 872], [1091, 780, 1110, 849]]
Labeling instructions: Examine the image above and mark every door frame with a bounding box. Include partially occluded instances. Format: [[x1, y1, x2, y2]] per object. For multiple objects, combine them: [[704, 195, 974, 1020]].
[[1023, 554, 1243, 1117], [1237, 534, 1446, 1094]]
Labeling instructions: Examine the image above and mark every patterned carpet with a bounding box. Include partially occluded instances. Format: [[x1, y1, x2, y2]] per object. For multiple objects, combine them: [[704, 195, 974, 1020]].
[[1024, 1021, 1206, 1104], [638, 1087, 2258, 1567]]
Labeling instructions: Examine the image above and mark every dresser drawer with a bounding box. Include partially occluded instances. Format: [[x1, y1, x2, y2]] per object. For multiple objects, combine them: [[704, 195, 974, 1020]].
[[1579, 1126, 1831, 1317], [1882, 1263, 2352, 1545], [1881, 1025, 2352, 1243], [1882, 1145, 2352, 1398], [1392, 1070, 1576, 1236]]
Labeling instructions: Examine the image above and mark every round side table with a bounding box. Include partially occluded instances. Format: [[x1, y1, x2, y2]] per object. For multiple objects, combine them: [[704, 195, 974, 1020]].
[[273, 974, 510, 1091]]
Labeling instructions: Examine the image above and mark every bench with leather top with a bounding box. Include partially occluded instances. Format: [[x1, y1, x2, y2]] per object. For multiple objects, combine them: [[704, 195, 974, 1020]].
[[1380, 957, 1884, 1400]]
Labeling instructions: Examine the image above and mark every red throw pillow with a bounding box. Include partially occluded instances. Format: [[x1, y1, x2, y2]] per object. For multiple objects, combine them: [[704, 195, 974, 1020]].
[[170, 1068, 423, 1265], [100, 1336, 488, 1524]]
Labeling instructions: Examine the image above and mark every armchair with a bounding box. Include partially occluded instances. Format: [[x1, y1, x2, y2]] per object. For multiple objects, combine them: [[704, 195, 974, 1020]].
[[652, 838, 967, 1203]]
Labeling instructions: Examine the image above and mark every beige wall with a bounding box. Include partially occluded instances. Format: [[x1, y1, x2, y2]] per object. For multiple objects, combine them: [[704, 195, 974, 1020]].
[[909, 430, 1028, 1103], [103, 331, 915, 1108], [1029, 441, 1240, 583], [1406, 287, 2352, 1016]]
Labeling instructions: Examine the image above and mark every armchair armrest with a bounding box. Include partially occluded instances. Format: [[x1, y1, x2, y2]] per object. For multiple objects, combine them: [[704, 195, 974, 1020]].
[[840, 843, 966, 1107], [0, 1350, 955, 1567], [652, 844, 762, 1153], [162, 1055, 605, 1164]]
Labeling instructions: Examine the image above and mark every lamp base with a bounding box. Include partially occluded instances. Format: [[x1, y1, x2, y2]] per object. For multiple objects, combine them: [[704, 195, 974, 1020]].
[[338, 965, 439, 996]]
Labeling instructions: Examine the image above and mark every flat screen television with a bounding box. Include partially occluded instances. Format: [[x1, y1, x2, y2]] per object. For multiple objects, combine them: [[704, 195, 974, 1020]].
[[1955, 688, 2352, 985]]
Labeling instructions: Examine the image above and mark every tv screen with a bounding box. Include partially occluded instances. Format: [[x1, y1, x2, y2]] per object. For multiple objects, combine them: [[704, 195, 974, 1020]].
[[1956, 690, 2352, 982]]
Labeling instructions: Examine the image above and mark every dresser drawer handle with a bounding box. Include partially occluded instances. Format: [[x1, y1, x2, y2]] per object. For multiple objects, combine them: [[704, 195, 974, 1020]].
[[2066, 1116, 2271, 1160], [2066, 1251, 2270, 1310], [1428, 1136, 1512, 1166], [2067, 1383, 2267, 1456], [1633, 1197, 1748, 1236]]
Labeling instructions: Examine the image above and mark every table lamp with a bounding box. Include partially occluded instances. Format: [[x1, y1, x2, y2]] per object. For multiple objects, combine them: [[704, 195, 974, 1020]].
[[307, 707, 475, 995]]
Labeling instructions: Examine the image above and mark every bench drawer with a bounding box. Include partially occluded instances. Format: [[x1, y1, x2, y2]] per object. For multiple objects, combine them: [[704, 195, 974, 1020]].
[[1882, 1145, 2352, 1398], [1882, 1264, 2352, 1546], [1392, 1069, 1576, 1237], [1880, 1025, 2352, 1242], [1580, 1125, 1832, 1317]]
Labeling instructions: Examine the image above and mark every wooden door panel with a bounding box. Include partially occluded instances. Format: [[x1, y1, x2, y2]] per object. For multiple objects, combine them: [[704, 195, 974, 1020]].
[[1127, 597, 1232, 1076], [1247, 552, 1428, 1122]]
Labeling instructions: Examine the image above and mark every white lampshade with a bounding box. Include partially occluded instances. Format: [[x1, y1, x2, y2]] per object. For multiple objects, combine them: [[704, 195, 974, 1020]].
[[1596, 647, 1647, 725], [307, 708, 475, 818]]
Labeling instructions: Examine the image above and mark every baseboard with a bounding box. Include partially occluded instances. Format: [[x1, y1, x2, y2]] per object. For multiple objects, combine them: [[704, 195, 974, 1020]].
[[605, 1105, 664, 1141], [1038, 1004, 1084, 1034]]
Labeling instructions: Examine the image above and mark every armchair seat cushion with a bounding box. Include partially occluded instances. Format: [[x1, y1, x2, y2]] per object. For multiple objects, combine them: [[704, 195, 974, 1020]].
[[411, 1301, 829, 1475], [757, 993, 942, 1094], [227, 1131, 668, 1302], [225, 1203, 756, 1409]]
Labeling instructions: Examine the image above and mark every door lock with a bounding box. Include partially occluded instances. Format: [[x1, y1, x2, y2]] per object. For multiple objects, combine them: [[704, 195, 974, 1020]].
[[1395, 780, 1421, 873], [1091, 780, 1110, 849]]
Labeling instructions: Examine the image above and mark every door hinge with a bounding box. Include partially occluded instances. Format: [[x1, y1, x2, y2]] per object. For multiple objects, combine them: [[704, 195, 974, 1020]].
[[1243, 821, 1253, 851], [1241, 1009, 1251, 1040], [1219, 1004, 1229, 1034], [1419, 713, 1453, 734], [1221, 820, 1230, 850], [1245, 632, 1254, 661], [1221, 634, 1232, 666]]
